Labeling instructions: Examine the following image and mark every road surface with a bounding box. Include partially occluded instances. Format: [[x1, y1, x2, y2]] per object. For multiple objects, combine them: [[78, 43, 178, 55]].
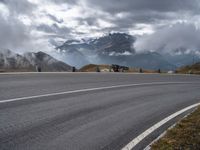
[[0, 73, 200, 150]]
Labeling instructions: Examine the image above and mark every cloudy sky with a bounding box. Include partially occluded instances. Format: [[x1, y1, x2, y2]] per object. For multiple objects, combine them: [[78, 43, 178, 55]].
[[0, 0, 200, 54]]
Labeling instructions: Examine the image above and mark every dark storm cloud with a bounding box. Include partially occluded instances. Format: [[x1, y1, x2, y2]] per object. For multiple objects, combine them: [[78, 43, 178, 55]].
[[74, 11, 172, 36], [64, 0, 200, 37], [0, 0, 5, 3], [37, 24, 56, 33], [81, 0, 199, 32], [85, 0, 200, 14], [106, 12, 177, 33], [76, 17, 98, 26], [49, 0, 78, 5], [36, 23, 72, 38], [47, 14, 64, 23]]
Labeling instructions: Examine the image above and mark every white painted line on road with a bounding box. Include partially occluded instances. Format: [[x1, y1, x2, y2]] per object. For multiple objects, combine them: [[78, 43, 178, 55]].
[[0, 72, 99, 75], [0, 82, 197, 104], [0, 72, 160, 75], [121, 102, 200, 150], [0, 72, 199, 76]]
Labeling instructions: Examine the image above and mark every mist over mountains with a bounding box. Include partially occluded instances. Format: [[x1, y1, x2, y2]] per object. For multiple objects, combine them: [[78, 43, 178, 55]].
[[56, 33, 135, 67], [55, 32, 200, 70], [1, 32, 199, 71]]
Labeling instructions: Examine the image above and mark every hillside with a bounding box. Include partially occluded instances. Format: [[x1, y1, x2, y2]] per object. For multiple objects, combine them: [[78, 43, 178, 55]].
[[79, 64, 111, 72], [80, 64, 159, 73], [24, 51, 72, 72], [0, 49, 72, 72], [176, 62, 200, 74]]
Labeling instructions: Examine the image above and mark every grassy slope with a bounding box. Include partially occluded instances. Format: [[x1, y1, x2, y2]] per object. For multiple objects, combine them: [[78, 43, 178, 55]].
[[79, 64, 110, 72], [177, 62, 200, 74], [79, 64, 159, 73], [151, 106, 200, 150]]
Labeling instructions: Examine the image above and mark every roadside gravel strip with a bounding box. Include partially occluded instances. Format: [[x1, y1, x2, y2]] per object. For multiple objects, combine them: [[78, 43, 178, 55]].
[[121, 102, 200, 150], [151, 106, 200, 150]]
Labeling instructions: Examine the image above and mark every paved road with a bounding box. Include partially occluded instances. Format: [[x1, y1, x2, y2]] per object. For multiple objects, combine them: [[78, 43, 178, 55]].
[[0, 73, 200, 150]]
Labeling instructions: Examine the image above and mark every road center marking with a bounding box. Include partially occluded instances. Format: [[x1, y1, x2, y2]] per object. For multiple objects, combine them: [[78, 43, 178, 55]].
[[0, 82, 197, 104], [121, 102, 200, 150]]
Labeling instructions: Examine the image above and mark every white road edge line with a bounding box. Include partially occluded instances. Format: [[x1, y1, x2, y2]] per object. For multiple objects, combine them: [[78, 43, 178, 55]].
[[0, 82, 197, 104], [0, 72, 198, 76], [121, 102, 200, 150]]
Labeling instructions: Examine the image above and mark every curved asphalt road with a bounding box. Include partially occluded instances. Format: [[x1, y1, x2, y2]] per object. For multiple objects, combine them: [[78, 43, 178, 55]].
[[0, 73, 200, 150]]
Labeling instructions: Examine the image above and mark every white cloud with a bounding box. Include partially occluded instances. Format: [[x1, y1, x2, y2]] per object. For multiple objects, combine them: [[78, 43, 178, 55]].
[[135, 23, 200, 54], [130, 24, 155, 35], [0, 3, 9, 18]]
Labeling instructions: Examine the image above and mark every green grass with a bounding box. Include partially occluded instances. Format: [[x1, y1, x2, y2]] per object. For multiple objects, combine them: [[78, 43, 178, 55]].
[[151, 106, 200, 150]]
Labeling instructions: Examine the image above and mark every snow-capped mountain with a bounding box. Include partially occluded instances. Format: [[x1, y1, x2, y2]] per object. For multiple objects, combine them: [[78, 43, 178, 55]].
[[56, 33, 136, 68], [0, 49, 72, 72], [56, 33, 175, 70], [57, 33, 135, 56]]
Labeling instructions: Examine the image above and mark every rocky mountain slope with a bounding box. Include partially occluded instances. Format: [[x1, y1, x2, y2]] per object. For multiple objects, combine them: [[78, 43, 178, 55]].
[[0, 49, 72, 72], [24, 51, 72, 72]]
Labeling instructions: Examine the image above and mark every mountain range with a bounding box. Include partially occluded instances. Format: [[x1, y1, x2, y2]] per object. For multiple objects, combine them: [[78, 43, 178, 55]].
[[0, 49, 72, 72], [1, 33, 199, 71], [56, 33, 200, 70]]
